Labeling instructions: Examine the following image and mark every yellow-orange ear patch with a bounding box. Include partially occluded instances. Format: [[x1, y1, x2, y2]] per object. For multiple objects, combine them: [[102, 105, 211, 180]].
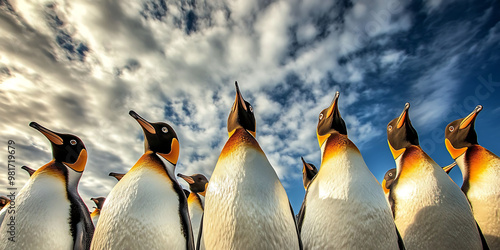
[[65, 149, 87, 172], [158, 138, 179, 165], [445, 139, 467, 159], [388, 141, 406, 160]]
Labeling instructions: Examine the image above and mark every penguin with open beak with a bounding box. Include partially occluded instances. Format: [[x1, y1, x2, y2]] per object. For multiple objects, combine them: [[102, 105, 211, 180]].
[[387, 103, 485, 249], [445, 105, 500, 248]]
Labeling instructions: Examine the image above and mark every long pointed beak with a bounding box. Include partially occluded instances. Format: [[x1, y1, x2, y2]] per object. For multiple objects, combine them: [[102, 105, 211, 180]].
[[234, 81, 248, 111], [301, 157, 314, 171], [177, 173, 195, 184], [397, 103, 410, 129], [326, 91, 340, 118], [460, 105, 482, 129], [29, 122, 64, 145], [129, 110, 156, 134]]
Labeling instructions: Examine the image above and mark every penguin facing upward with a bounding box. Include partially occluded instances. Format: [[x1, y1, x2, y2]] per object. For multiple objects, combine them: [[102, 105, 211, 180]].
[[387, 103, 484, 249], [301, 157, 318, 190], [382, 162, 457, 198], [445, 105, 500, 248], [90, 197, 106, 227], [178, 173, 208, 246], [108, 172, 125, 181], [0, 122, 93, 250], [21, 165, 36, 176], [298, 91, 401, 249], [91, 111, 193, 250], [201, 82, 301, 250]]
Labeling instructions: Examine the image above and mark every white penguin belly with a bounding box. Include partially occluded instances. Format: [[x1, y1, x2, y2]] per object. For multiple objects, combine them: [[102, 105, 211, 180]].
[[0, 174, 73, 250], [203, 146, 299, 250], [393, 163, 482, 249], [91, 167, 186, 250], [189, 201, 203, 245], [301, 150, 398, 249]]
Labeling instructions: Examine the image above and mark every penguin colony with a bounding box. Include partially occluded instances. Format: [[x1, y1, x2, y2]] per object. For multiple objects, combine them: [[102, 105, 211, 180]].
[[0, 82, 498, 250]]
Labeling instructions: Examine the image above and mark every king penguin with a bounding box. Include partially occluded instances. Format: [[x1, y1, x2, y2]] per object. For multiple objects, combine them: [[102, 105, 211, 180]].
[[300, 157, 318, 191], [387, 103, 484, 249], [178, 173, 208, 247], [108, 172, 125, 181], [445, 105, 500, 248], [297, 91, 401, 249], [91, 111, 193, 250], [382, 163, 456, 199], [0, 122, 93, 250], [201, 82, 301, 250], [21, 166, 36, 176], [90, 197, 106, 227]]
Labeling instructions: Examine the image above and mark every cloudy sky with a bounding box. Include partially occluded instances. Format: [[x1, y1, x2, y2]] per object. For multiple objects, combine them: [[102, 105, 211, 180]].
[[1, 0, 499, 211]]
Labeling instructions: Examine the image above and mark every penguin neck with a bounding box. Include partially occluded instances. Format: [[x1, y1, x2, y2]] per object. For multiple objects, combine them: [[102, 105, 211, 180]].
[[155, 152, 177, 181], [397, 145, 438, 180], [457, 145, 498, 192], [188, 192, 204, 209], [62, 162, 82, 193], [320, 133, 359, 163], [220, 127, 263, 160]]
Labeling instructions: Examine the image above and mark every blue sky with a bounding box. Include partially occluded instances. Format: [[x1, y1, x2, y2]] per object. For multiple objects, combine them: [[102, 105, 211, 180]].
[[0, 0, 499, 212]]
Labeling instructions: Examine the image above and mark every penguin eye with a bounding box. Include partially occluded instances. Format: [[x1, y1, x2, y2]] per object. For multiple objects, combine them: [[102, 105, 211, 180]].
[[161, 127, 168, 133], [389, 173, 393, 177], [387, 125, 393, 131], [449, 125, 454, 132], [70, 139, 77, 145], [319, 113, 323, 120], [248, 105, 253, 113]]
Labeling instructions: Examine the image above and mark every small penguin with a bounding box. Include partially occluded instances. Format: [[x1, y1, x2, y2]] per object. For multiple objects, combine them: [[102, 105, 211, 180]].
[[201, 82, 302, 249], [108, 172, 125, 181], [0, 196, 9, 210], [90, 197, 106, 227], [445, 105, 500, 248], [387, 103, 484, 249], [21, 165, 36, 176], [298, 91, 401, 249], [178, 173, 208, 246], [301, 157, 318, 190], [91, 111, 193, 250], [0, 122, 93, 250], [382, 162, 457, 198]]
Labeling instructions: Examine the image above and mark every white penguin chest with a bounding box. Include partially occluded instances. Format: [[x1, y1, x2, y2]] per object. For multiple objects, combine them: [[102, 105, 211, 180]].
[[203, 146, 299, 249], [301, 149, 397, 249], [92, 167, 186, 249], [0, 174, 73, 250]]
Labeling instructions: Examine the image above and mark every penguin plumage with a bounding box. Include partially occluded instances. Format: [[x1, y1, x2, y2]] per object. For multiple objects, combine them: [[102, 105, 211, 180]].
[[90, 197, 105, 227], [91, 111, 193, 250], [445, 105, 500, 248], [0, 122, 93, 250], [301, 157, 318, 190], [201, 82, 301, 249], [298, 91, 401, 249], [387, 103, 484, 249], [178, 173, 208, 248]]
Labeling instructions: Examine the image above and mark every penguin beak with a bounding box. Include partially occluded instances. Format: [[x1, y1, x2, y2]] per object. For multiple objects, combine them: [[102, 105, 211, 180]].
[[442, 162, 457, 174], [301, 157, 314, 171], [129, 110, 156, 134], [29, 122, 64, 145], [381, 179, 390, 194], [177, 173, 195, 184], [326, 91, 340, 119], [459, 105, 482, 129], [234, 81, 248, 112], [396, 103, 410, 129]]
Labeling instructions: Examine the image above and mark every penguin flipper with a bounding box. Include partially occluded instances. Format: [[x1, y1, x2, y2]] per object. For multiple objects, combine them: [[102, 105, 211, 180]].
[[196, 214, 204, 250], [476, 220, 490, 250], [69, 192, 94, 250], [395, 225, 405, 250], [289, 202, 303, 250]]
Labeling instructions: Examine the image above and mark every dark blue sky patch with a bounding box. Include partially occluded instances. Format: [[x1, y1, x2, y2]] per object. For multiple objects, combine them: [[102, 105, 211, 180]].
[[185, 10, 197, 35], [140, 0, 168, 21]]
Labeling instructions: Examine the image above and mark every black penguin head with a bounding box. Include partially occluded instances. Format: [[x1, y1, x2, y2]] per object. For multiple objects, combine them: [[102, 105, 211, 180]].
[[387, 103, 419, 159], [316, 91, 347, 147], [227, 81, 256, 138], [177, 173, 209, 195], [21, 165, 36, 176], [109, 172, 125, 181], [91, 197, 106, 210], [29, 122, 87, 172], [129, 111, 180, 165], [301, 157, 318, 190], [445, 105, 482, 159], [383, 168, 397, 190]]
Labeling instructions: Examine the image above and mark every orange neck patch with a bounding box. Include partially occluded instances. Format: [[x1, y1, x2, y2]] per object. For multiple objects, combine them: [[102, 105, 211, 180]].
[[388, 141, 406, 160], [445, 138, 467, 159], [322, 133, 359, 162], [220, 128, 262, 160], [157, 138, 179, 165], [65, 149, 88, 172]]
